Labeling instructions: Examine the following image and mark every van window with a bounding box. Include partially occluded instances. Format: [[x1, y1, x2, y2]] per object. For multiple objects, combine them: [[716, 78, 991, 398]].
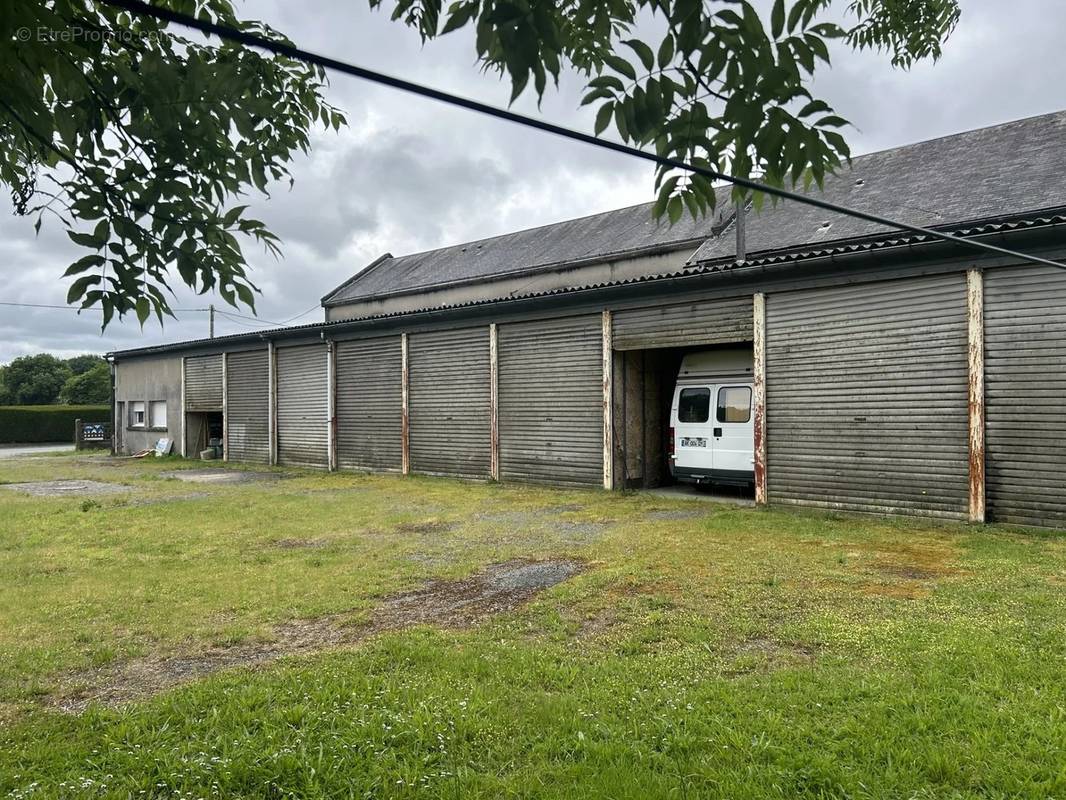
[[678, 388, 710, 423], [717, 387, 752, 423]]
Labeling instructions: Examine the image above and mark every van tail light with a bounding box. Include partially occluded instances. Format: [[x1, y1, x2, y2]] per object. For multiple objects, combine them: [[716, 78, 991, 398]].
[[668, 427, 675, 457]]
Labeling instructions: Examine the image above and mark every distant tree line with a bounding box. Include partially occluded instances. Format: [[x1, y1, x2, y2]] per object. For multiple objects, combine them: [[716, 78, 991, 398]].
[[0, 354, 110, 405]]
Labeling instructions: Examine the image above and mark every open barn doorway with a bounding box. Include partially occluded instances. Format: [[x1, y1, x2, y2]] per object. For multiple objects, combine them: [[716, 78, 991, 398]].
[[612, 347, 684, 489], [611, 342, 756, 498], [185, 411, 224, 460], [609, 295, 757, 494]]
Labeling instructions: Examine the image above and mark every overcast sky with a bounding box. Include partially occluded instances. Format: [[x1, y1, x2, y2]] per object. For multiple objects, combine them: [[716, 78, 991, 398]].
[[2, 0, 1064, 363]]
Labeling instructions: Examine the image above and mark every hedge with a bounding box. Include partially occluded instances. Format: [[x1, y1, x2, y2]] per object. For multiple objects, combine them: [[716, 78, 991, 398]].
[[0, 405, 110, 444]]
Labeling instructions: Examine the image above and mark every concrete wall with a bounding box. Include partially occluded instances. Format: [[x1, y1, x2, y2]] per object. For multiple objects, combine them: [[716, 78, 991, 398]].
[[325, 248, 699, 322], [114, 355, 183, 454]]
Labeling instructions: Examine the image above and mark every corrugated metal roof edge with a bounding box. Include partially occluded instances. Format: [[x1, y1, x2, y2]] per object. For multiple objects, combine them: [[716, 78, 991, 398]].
[[319, 252, 393, 304], [108, 208, 1066, 360], [320, 231, 715, 307]]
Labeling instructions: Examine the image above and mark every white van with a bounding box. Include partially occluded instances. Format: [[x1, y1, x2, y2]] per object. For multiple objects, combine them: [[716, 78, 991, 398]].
[[669, 347, 755, 488]]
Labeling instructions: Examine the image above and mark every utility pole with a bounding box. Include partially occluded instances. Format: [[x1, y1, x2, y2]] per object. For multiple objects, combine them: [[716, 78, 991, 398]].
[[209, 304, 215, 338]]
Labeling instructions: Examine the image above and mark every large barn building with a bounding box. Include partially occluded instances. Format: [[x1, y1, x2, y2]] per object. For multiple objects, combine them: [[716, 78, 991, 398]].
[[110, 111, 1066, 528]]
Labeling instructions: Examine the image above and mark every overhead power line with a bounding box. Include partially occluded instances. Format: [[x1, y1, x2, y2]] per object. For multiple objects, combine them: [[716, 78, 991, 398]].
[[0, 300, 209, 312], [101, 0, 1066, 272]]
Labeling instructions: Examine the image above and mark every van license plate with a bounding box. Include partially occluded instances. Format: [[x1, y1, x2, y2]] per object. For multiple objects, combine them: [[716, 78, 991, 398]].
[[681, 437, 707, 448]]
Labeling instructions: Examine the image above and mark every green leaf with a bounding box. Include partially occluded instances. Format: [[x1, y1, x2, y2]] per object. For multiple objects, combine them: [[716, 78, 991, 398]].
[[798, 99, 831, 118], [771, 0, 786, 39], [588, 75, 625, 92], [66, 275, 101, 304], [603, 54, 636, 81], [67, 230, 101, 249], [657, 35, 675, 69], [623, 39, 655, 72], [816, 115, 849, 128], [63, 254, 106, 277], [667, 194, 684, 225], [135, 297, 151, 326], [593, 102, 614, 136], [441, 1, 478, 34], [581, 87, 615, 107]]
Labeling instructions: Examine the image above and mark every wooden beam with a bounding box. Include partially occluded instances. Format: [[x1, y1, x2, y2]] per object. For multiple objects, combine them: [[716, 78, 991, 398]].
[[221, 352, 229, 462], [967, 268, 986, 523], [489, 323, 499, 481], [753, 293, 768, 505], [602, 310, 614, 490], [327, 340, 337, 472], [268, 341, 278, 466], [401, 332, 410, 476]]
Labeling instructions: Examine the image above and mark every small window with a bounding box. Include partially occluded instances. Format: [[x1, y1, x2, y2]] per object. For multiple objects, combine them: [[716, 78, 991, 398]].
[[130, 401, 145, 428], [149, 401, 167, 429], [678, 388, 710, 423], [717, 387, 752, 423]]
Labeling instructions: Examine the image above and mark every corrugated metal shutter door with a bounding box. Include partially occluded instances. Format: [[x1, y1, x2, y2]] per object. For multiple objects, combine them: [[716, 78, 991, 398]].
[[276, 344, 328, 468], [985, 265, 1066, 527], [225, 349, 269, 463], [335, 336, 402, 471], [409, 327, 491, 477], [613, 296, 752, 350], [185, 355, 223, 410], [498, 315, 602, 486], [766, 274, 969, 518]]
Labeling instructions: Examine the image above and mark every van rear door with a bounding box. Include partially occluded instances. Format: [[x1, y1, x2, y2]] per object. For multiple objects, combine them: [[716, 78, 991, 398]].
[[673, 385, 714, 472], [712, 384, 754, 476]]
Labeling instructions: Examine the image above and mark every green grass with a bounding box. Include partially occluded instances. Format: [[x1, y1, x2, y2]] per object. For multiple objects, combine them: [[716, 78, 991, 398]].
[[1, 454, 1065, 798]]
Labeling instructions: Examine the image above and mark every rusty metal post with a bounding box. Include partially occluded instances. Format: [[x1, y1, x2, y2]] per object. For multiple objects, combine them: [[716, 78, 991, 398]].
[[489, 323, 500, 481], [401, 332, 410, 475], [221, 352, 229, 462], [753, 293, 768, 505], [326, 340, 337, 472], [602, 310, 614, 490], [967, 268, 986, 523], [267, 341, 278, 466]]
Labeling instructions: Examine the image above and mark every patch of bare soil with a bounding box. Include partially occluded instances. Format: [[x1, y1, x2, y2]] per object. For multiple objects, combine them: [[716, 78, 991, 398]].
[[273, 537, 330, 549], [50, 559, 584, 712], [0, 479, 127, 497], [372, 559, 584, 629], [159, 469, 284, 484], [116, 492, 210, 507], [724, 635, 817, 676], [876, 564, 943, 581], [395, 520, 456, 535]]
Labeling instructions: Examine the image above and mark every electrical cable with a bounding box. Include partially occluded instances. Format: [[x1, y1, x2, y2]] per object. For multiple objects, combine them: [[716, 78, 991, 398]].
[[99, 0, 1066, 271]]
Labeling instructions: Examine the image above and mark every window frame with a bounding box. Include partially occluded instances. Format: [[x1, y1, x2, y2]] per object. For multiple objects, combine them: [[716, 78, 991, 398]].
[[716, 386, 752, 424], [677, 387, 711, 424], [129, 400, 146, 429], [148, 400, 168, 431]]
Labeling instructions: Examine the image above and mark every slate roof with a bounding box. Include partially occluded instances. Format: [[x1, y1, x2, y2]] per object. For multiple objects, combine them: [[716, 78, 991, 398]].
[[322, 191, 733, 305], [324, 110, 1066, 306], [690, 110, 1066, 263]]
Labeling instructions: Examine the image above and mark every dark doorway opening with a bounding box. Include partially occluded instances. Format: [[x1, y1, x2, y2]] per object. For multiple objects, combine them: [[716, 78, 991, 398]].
[[612, 342, 756, 496], [185, 411, 224, 459]]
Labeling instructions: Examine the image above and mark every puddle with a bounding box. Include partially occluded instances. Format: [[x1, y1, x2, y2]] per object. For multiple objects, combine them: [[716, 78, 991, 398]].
[[0, 480, 127, 497], [51, 559, 584, 712]]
